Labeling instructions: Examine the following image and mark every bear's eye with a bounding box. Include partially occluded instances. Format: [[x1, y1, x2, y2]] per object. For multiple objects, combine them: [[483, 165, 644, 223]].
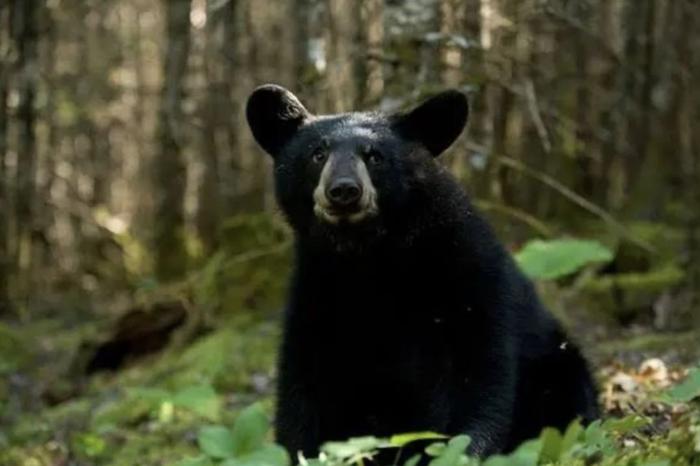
[[311, 148, 327, 164], [366, 149, 383, 166]]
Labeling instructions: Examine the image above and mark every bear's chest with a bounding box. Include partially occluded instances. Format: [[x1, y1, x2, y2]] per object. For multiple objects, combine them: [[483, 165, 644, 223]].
[[306, 269, 457, 388]]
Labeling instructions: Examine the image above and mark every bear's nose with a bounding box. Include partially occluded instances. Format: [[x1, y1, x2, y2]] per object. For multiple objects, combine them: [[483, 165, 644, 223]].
[[326, 178, 362, 207]]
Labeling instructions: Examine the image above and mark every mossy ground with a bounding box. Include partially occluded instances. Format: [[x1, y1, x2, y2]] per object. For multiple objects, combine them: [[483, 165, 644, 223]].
[[1, 215, 698, 466]]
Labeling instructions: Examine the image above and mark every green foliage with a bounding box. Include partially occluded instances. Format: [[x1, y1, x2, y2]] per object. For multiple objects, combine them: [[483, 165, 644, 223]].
[[194, 214, 292, 316], [662, 367, 700, 403], [174, 388, 700, 466], [177, 403, 289, 466], [322, 436, 388, 464], [3, 216, 698, 466], [0, 322, 30, 375], [72, 431, 108, 459], [515, 239, 613, 280], [171, 384, 222, 420], [390, 432, 448, 447], [428, 435, 474, 466], [110, 382, 223, 424], [198, 426, 238, 459]]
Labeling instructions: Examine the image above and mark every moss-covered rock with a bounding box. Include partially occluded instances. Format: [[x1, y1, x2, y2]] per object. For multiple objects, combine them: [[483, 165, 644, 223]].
[[194, 213, 293, 317]]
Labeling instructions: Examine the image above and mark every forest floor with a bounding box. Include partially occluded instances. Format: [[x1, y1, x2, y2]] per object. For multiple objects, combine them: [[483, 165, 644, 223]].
[[1, 305, 699, 466], [1, 216, 699, 466]]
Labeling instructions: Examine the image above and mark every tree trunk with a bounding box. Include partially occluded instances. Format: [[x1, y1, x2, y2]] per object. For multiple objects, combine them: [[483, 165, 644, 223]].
[[325, 0, 358, 112], [0, 3, 10, 315], [439, 0, 463, 87], [592, 0, 622, 207], [672, 1, 700, 327], [196, 0, 226, 254], [573, 4, 595, 199], [220, 0, 240, 216], [613, 0, 655, 210], [153, 0, 192, 281], [11, 0, 40, 306], [483, 0, 517, 203], [359, 0, 384, 106]]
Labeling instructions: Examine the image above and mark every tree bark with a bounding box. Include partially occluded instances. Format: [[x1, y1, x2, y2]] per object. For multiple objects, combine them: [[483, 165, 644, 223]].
[[325, 0, 358, 112], [359, 0, 384, 106], [0, 2, 10, 315], [220, 0, 240, 216], [11, 0, 40, 306], [153, 0, 192, 281], [196, 0, 228, 254]]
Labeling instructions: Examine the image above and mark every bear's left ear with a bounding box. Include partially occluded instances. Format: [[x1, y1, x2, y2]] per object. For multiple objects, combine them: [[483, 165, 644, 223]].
[[392, 90, 469, 157], [246, 84, 311, 157]]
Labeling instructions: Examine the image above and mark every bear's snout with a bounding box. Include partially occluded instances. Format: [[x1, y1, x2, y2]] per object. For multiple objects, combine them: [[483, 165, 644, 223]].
[[326, 178, 362, 208], [313, 153, 378, 225]]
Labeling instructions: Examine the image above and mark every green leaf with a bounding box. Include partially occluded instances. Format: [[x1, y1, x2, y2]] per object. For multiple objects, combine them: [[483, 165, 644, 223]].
[[537, 427, 562, 463], [559, 419, 584, 458], [231, 403, 271, 456], [72, 432, 107, 458], [390, 432, 447, 447], [601, 415, 648, 434], [198, 425, 236, 459], [172, 384, 222, 420], [172, 456, 214, 466], [483, 439, 541, 466], [515, 239, 613, 280], [428, 435, 471, 466], [424, 442, 446, 457], [662, 367, 700, 403], [507, 439, 541, 466], [404, 454, 423, 466], [322, 436, 385, 460], [221, 444, 290, 466], [577, 420, 615, 457]]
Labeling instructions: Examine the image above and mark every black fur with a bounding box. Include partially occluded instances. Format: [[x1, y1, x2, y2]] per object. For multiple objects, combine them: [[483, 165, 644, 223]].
[[246, 85, 599, 460]]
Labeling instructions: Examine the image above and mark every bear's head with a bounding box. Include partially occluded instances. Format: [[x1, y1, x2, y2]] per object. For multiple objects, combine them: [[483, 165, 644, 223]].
[[246, 84, 469, 247]]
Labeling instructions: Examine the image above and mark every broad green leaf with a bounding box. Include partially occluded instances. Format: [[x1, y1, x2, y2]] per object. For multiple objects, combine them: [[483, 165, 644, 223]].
[[602, 415, 648, 434], [172, 384, 221, 420], [404, 454, 422, 466], [390, 432, 447, 447], [322, 436, 385, 460], [482, 456, 511, 466], [198, 425, 236, 459], [577, 420, 615, 457], [298, 458, 324, 466], [231, 403, 272, 456], [172, 456, 214, 466], [509, 439, 541, 466], [559, 419, 584, 458], [221, 444, 290, 466], [483, 439, 541, 466], [425, 442, 446, 457], [662, 367, 700, 403], [537, 427, 562, 463], [515, 239, 613, 280], [428, 435, 470, 466]]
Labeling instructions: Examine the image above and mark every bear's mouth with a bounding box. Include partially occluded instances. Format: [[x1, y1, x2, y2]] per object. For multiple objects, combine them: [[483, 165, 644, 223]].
[[313, 204, 378, 225]]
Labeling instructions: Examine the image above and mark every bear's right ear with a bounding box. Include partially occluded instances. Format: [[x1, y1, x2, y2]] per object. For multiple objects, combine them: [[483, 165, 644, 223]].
[[392, 90, 469, 157], [246, 84, 310, 157]]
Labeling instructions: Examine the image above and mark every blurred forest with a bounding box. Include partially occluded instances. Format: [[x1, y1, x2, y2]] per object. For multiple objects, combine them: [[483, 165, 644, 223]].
[[1, 0, 700, 465]]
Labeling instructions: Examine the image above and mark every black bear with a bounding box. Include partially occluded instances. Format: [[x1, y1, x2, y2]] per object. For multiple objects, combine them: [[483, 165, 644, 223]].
[[246, 84, 599, 460]]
